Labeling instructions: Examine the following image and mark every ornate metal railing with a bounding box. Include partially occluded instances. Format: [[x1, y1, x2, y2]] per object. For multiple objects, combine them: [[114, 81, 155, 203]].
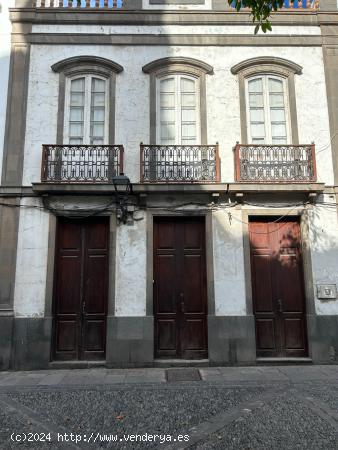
[[230, 0, 319, 9], [34, 0, 317, 7], [140, 144, 220, 183], [234, 143, 317, 182], [41, 145, 124, 183], [34, 0, 122, 9]]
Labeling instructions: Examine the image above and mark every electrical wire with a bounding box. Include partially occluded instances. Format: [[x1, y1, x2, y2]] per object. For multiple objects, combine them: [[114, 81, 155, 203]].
[[1, 197, 338, 232]]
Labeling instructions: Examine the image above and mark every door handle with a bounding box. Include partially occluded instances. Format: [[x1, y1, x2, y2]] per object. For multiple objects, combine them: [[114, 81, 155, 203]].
[[276, 299, 283, 313], [82, 302, 86, 315]]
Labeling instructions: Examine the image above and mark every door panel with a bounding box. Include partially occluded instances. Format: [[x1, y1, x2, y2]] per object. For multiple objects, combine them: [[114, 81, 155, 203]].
[[157, 255, 176, 313], [154, 217, 207, 359], [53, 217, 109, 361], [252, 254, 274, 313], [56, 320, 77, 352], [157, 320, 177, 353], [256, 319, 277, 351], [250, 219, 307, 357], [183, 255, 204, 312]]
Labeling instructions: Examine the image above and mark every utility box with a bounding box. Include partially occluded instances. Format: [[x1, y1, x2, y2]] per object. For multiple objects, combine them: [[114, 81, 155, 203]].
[[317, 284, 337, 300]]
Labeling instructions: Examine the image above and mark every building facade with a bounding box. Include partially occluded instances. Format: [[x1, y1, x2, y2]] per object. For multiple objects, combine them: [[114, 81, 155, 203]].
[[1, 0, 338, 370]]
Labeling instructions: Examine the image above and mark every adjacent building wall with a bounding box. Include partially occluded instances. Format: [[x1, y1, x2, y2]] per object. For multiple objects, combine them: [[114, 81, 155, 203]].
[[0, 0, 13, 184]]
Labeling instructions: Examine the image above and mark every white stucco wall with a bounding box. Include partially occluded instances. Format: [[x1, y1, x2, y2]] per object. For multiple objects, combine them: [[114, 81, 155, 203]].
[[18, 34, 337, 319], [31, 25, 321, 35], [23, 43, 333, 186], [114, 212, 147, 316], [0, 0, 13, 184], [13, 198, 50, 317], [212, 209, 247, 316], [307, 194, 338, 315]]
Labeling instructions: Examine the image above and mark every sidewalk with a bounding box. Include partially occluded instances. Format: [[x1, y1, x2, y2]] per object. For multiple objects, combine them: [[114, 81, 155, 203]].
[[0, 365, 337, 388], [1, 365, 338, 449]]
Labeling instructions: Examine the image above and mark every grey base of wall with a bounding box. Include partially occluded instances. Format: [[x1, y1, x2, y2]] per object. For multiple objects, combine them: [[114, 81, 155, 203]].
[[307, 314, 338, 363], [106, 316, 154, 367], [208, 315, 256, 364], [0, 316, 52, 370], [0, 316, 14, 370], [2, 315, 338, 370]]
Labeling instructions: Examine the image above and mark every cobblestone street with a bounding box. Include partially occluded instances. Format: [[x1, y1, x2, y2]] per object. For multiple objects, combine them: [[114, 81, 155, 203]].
[[1, 365, 338, 449]]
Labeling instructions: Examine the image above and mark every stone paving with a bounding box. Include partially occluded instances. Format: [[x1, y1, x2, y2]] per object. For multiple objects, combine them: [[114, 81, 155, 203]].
[[0, 366, 338, 449]]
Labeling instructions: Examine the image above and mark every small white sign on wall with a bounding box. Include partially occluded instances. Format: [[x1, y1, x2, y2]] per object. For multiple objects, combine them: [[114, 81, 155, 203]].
[[316, 284, 337, 300]]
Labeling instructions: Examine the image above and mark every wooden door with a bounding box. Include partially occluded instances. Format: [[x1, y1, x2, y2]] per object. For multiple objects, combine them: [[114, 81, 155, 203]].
[[249, 219, 308, 357], [154, 217, 208, 359], [53, 217, 109, 361]]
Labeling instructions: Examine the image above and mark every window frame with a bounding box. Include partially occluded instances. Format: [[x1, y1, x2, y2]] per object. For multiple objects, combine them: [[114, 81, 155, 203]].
[[52, 56, 123, 145], [64, 74, 110, 145], [156, 73, 201, 145], [245, 74, 292, 145], [231, 56, 302, 145], [142, 57, 214, 145]]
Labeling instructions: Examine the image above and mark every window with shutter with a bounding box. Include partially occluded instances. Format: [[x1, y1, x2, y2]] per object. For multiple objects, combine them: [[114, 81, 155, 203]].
[[157, 74, 200, 145], [246, 75, 290, 145], [65, 75, 109, 145]]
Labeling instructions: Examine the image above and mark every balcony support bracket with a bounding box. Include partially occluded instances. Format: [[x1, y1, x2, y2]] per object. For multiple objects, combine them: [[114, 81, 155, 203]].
[[138, 193, 148, 208], [211, 192, 220, 204], [235, 192, 244, 203], [308, 192, 317, 204]]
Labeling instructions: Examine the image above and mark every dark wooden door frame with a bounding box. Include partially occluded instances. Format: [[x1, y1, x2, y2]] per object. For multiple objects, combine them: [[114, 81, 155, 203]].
[[242, 209, 316, 347], [153, 216, 208, 359], [52, 217, 109, 361], [146, 211, 215, 318], [248, 216, 308, 357]]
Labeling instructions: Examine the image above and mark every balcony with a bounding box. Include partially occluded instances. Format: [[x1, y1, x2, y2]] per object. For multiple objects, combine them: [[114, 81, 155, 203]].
[[230, 0, 318, 9], [34, 0, 123, 8], [234, 143, 317, 183], [41, 144, 124, 183], [140, 144, 221, 183], [33, 0, 317, 8]]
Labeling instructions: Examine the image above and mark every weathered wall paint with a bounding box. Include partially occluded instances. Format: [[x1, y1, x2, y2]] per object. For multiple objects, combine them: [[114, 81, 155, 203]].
[[212, 209, 247, 316], [114, 211, 147, 316], [13, 198, 50, 317], [23, 45, 333, 186], [307, 194, 338, 315], [15, 39, 337, 320], [31, 25, 321, 35]]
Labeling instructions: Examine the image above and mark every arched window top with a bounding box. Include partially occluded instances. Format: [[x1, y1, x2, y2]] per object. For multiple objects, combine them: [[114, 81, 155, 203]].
[[232, 57, 301, 145], [231, 56, 302, 78], [142, 57, 214, 77], [51, 56, 123, 77], [53, 56, 122, 145]]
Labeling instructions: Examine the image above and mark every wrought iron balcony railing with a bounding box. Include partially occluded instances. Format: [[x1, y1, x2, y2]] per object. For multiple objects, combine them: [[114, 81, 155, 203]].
[[234, 143, 317, 183], [230, 0, 318, 9], [41, 145, 124, 183], [140, 144, 220, 183], [34, 0, 122, 8], [33, 0, 317, 8]]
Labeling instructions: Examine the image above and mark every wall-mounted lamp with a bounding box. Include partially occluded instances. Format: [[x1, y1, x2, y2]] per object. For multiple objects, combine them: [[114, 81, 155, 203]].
[[112, 173, 132, 224]]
